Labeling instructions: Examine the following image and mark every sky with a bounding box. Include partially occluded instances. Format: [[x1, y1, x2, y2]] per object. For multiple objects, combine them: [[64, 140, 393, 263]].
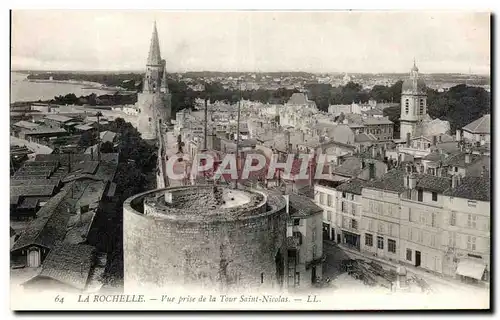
[[11, 10, 491, 74]]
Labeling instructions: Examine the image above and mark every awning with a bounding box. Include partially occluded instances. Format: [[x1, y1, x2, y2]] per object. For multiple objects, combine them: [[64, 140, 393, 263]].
[[456, 259, 486, 280]]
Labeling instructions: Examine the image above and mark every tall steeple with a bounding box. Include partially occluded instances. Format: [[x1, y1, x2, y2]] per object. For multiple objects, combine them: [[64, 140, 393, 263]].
[[147, 21, 162, 66]]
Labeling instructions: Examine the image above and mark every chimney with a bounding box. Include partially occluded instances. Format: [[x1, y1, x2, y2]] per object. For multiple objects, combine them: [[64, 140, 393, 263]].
[[283, 195, 290, 214], [408, 174, 417, 189], [432, 136, 437, 146], [284, 131, 291, 152], [369, 163, 375, 180], [465, 151, 471, 164], [456, 129, 461, 141]]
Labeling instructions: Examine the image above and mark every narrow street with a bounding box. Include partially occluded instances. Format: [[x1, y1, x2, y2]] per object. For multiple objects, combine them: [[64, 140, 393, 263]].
[[322, 240, 490, 297]]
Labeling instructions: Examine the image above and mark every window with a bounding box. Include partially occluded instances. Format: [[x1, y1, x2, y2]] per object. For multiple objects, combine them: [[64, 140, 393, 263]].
[[342, 192, 346, 199], [368, 220, 374, 231], [406, 249, 412, 261], [377, 236, 384, 249], [418, 230, 424, 243], [295, 272, 300, 286], [454, 167, 458, 172], [468, 200, 477, 208], [261, 273, 264, 284], [388, 223, 393, 236], [388, 239, 396, 253], [327, 211, 332, 221], [449, 233, 457, 247], [327, 194, 333, 207], [365, 233, 373, 246], [378, 222, 385, 234], [408, 208, 412, 221], [312, 229, 317, 242], [405, 99, 409, 114], [351, 194, 355, 201], [420, 213, 427, 225], [450, 212, 456, 226], [351, 219, 358, 230], [432, 192, 438, 201], [417, 189, 423, 202], [293, 219, 300, 226], [320, 193, 325, 205], [467, 236, 477, 251], [312, 244, 317, 259], [431, 235, 436, 247], [148, 117, 152, 122], [432, 213, 436, 227], [341, 201, 347, 213], [419, 99, 424, 114], [351, 203, 356, 215]]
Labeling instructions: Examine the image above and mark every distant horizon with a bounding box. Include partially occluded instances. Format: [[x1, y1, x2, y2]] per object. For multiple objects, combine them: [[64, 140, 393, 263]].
[[10, 69, 491, 77]]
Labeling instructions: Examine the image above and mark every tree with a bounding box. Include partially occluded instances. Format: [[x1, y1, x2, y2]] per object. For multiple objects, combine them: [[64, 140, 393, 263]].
[[78, 130, 96, 148], [100, 141, 115, 153]]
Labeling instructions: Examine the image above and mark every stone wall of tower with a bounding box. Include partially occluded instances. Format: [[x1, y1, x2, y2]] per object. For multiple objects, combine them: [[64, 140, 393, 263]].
[[136, 92, 170, 140], [400, 94, 427, 122]]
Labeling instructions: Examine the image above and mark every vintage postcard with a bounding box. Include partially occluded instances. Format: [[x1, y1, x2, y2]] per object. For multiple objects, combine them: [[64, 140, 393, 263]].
[[10, 10, 491, 311]]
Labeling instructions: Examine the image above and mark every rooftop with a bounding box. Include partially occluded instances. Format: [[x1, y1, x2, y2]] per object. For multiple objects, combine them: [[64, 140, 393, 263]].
[[443, 176, 490, 202], [44, 114, 74, 123], [462, 114, 490, 134], [336, 178, 367, 195], [29, 243, 97, 290], [364, 169, 407, 193], [13, 121, 40, 130], [288, 193, 322, 218]]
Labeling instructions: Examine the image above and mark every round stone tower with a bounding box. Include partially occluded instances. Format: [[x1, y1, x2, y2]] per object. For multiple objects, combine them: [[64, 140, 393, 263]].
[[136, 22, 172, 141], [123, 185, 288, 293]]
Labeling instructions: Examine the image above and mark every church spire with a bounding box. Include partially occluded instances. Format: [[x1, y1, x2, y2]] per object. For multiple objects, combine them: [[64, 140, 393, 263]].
[[147, 21, 162, 66]]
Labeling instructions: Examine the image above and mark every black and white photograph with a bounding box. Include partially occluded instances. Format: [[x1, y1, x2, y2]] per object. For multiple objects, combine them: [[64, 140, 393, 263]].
[[8, 10, 491, 311]]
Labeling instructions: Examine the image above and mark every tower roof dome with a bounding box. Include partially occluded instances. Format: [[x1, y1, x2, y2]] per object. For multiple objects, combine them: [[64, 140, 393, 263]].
[[402, 60, 426, 94]]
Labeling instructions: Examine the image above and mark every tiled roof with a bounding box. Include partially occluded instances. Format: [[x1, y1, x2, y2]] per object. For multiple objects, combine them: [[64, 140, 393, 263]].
[[44, 114, 74, 123], [355, 133, 377, 143], [11, 185, 73, 252], [35, 243, 97, 290], [416, 175, 451, 193], [332, 157, 363, 178], [13, 121, 40, 130], [443, 176, 490, 202], [288, 194, 322, 218], [462, 114, 490, 134], [442, 152, 483, 168], [364, 169, 407, 193], [336, 178, 367, 195], [422, 152, 446, 162]]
